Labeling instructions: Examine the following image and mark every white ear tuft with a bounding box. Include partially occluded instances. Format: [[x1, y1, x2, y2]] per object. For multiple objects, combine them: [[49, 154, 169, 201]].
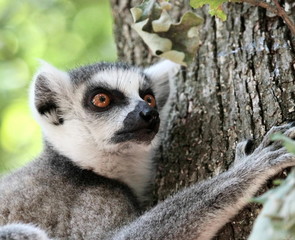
[[30, 60, 71, 126], [35, 60, 70, 93], [144, 60, 180, 82]]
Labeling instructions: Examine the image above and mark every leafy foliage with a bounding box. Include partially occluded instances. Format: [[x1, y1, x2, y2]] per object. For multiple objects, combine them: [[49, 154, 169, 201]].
[[190, 0, 241, 21], [249, 169, 295, 240], [190, 0, 228, 21], [249, 135, 295, 239], [0, 0, 116, 173], [131, 0, 203, 66]]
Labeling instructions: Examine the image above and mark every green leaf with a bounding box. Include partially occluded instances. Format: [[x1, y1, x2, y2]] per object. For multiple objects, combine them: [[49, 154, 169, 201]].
[[131, 0, 203, 66], [208, 7, 227, 21], [190, 0, 228, 20], [249, 169, 295, 240], [273, 179, 284, 186], [190, 0, 240, 21], [190, 0, 226, 9]]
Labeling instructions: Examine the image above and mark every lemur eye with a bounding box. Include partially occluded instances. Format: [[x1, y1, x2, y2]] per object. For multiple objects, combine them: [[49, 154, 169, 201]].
[[143, 94, 156, 108], [92, 93, 111, 108]]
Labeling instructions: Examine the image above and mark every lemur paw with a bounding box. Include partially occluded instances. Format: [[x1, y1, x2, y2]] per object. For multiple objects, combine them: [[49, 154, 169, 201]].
[[235, 123, 295, 172], [257, 123, 295, 150]]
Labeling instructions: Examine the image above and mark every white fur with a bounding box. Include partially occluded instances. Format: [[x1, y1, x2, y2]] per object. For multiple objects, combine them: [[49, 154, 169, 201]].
[[144, 60, 180, 81], [30, 61, 180, 201]]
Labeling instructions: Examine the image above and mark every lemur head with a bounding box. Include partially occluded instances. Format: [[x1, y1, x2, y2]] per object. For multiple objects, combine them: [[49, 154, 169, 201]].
[[30, 60, 179, 197]]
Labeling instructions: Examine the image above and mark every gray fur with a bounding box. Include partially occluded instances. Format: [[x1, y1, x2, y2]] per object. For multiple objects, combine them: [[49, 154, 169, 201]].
[[0, 144, 139, 239], [69, 62, 147, 87], [1, 60, 295, 240], [0, 224, 49, 240]]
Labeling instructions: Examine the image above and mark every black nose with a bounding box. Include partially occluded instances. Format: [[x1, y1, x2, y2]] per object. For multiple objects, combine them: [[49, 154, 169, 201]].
[[140, 108, 159, 123]]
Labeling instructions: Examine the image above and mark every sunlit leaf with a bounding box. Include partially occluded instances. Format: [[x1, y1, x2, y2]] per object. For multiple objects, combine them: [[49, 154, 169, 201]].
[[190, 0, 240, 21], [46, 32, 86, 65], [0, 31, 19, 60], [0, 100, 42, 170], [0, 59, 30, 90]]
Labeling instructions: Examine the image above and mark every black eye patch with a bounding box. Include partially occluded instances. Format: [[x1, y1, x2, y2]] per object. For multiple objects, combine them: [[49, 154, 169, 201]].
[[139, 88, 155, 99], [84, 86, 128, 112]]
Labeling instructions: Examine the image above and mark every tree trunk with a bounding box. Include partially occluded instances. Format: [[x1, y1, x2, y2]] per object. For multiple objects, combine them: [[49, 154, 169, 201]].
[[110, 0, 295, 239]]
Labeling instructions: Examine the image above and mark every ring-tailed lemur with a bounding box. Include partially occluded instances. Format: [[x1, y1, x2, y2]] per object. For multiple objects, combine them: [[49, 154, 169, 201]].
[[0, 60, 295, 240]]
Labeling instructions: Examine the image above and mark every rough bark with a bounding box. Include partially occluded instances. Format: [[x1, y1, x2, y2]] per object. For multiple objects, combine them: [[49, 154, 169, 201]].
[[110, 0, 295, 239]]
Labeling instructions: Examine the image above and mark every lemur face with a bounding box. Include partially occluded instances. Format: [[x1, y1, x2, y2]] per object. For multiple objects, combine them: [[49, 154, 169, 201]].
[[31, 61, 178, 165], [69, 63, 161, 145]]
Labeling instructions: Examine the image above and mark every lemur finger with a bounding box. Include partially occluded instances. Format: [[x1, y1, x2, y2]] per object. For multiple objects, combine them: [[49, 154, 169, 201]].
[[235, 139, 254, 157], [261, 125, 295, 152], [259, 124, 291, 149], [270, 153, 295, 169], [234, 140, 250, 165], [250, 146, 287, 165], [283, 126, 295, 139], [270, 140, 284, 151]]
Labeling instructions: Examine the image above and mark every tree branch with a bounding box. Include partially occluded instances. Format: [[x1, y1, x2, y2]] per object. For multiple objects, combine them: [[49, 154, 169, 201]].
[[240, 0, 295, 35], [272, 0, 295, 36], [241, 0, 278, 14]]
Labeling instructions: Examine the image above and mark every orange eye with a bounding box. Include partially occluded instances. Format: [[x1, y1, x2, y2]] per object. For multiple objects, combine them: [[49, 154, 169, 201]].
[[144, 94, 156, 108], [92, 93, 111, 108]]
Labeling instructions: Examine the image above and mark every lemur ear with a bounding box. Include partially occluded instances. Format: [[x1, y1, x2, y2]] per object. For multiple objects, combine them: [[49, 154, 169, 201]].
[[144, 60, 180, 110], [30, 61, 71, 126]]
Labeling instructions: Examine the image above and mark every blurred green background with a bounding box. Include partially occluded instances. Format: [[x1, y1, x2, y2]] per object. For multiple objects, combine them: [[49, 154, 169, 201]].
[[0, 0, 117, 173]]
